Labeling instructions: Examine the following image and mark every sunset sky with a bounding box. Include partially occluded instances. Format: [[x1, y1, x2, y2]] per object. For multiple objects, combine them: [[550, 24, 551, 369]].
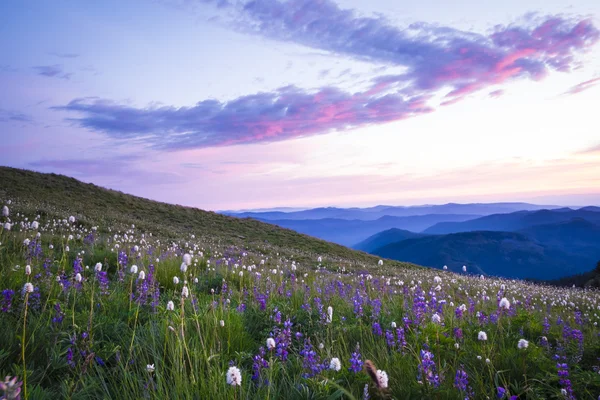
[[1, 0, 599, 210]]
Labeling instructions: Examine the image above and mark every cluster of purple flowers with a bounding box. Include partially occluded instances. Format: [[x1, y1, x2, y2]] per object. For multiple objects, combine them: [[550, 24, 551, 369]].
[[418, 349, 441, 388], [349, 346, 363, 373], [1, 289, 14, 313]]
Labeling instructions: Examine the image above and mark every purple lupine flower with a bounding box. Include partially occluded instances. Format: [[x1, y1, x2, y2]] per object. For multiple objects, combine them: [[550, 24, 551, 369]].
[[1, 289, 15, 313], [497, 387, 506, 398], [66, 347, 75, 368], [252, 347, 269, 383], [97, 270, 109, 295], [275, 319, 293, 361], [372, 321, 382, 336], [349, 346, 363, 373], [385, 330, 395, 349], [418, 349, 440, 388], [52, 302, 64, 324], [453, 327, 463, 341], [73, 257, 83, 275], [557, 360, 575, 400], [543, 317, 550, 334], [396, 327, 407, 350], [299, 340, 324, 378], [118, 251, 128, 267], [454, 367, 472, 399]]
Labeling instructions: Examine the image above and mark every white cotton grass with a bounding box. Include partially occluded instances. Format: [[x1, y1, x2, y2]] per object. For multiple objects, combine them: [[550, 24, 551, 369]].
[[139, 271, 146, 280], [173, 276, 180, 285], [478, 331, 488, 341], [183, 253, 192, 266], [378, 259, 383, 266], [499, 297, 511, 310], [2, 205, 9, 217], [166, 301, 175, 311], [68, 216, 75, 223], [75, 273, 82, 283], [266, 337, 276, 350], [327, 306, 333, 323], [518, 339, 529, 349], [25, 265, 31, 276], [94, 262, 102, 272], [130, 265, 138, 274], [23, 282, 34, 293], [226, 366, 242, 386], [146, 364, 155, 373], [180, 262, 188, 273], [181, 286, 189, 298], [376, 369, 389, 388], [329, 357, 341, 371]]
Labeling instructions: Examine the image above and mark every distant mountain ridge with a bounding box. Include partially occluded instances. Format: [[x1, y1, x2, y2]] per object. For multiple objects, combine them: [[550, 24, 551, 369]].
[[364, 217, 600, 280], [424, 208, 600, 234], [353, 228, 428, 252], [256, 214, 479, 246], [225, 202, 561, 221]]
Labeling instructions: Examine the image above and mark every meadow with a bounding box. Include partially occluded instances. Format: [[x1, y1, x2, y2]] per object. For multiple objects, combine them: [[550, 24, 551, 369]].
[[1, 172, 600, 399]]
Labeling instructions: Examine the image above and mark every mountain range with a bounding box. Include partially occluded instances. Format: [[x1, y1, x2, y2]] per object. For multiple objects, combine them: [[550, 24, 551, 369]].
[[357, 212, 600, 280], [224, 202, 560, 221]]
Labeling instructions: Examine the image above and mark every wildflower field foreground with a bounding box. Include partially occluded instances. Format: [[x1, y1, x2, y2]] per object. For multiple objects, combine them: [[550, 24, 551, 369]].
[[1, 169, 600, 399]]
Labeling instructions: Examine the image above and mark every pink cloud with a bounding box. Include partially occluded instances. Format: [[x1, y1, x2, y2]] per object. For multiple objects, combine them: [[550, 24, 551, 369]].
[[563, 76, 600, 95]]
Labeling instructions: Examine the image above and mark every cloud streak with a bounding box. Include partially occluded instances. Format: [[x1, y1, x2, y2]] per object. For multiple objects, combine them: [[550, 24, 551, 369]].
[[0, 108, 34, 123], [33, 65, 73, 80], [563, 76, 600, 95], [57, 0, 599, 149]]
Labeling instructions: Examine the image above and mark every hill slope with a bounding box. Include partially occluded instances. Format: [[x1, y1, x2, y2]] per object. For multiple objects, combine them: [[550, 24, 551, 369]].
[[0, 166, 414, 269]]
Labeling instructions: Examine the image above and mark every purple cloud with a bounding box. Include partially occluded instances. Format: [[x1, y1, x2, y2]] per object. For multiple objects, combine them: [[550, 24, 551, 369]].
[[55, 86, 432, 149], [0, 108, 33, 123], [563, 76, 600, 95], [33, 65, 73, 80], [49, 52, 80, 59], [57, 1, 599, 149]]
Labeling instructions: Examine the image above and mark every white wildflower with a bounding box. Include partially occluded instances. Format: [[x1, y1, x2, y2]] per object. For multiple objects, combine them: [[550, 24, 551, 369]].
[[226, 366, 242, 386], [376, 370, 388, 388], [329, 357, 341, 371]]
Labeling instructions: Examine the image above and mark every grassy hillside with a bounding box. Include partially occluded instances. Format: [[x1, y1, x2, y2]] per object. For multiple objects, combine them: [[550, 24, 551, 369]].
[[1, 166, 599, 399], [0, 166, 414, 270]]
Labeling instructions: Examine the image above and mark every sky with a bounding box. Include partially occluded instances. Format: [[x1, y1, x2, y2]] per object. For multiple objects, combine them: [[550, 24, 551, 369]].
[[1, 0, 599, 211]]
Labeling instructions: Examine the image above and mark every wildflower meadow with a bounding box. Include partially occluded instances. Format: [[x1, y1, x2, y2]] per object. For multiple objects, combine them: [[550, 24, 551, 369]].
[[1, 193, 600, 399]]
